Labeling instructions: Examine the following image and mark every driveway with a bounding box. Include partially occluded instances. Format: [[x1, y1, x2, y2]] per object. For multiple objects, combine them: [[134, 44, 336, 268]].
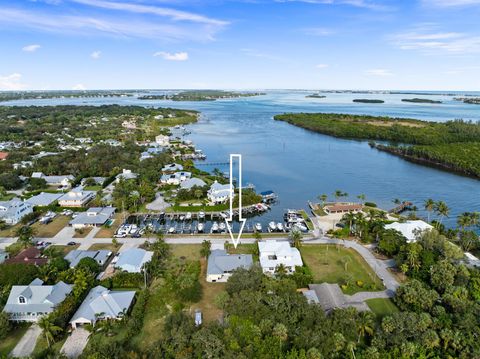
[[10, 324, 42, 358], [61, 328, 90, 358], [146, 193, 171, 211]]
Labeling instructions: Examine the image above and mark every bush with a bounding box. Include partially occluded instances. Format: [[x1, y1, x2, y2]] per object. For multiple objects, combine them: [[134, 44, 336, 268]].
[[356, 280, 364, 288], [365, 202, 377, 208], [0, 311, 11, 339], [106, 271, 144, 289]]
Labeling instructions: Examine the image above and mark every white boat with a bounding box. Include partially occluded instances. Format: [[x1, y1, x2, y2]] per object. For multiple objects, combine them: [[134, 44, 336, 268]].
[[186, 212, 192, 220], [277, 222, 284, 232], [179, 215, 185, 221], [168, 226, 176, 234], [294, 223, 308, 232], [129, 225, 138, 234], [255, 223, 262, 232], [268, 221, 277, 232], [220, 212, 228, 219], [197, 223, 204, 233], [211, 222, 219, 233], [219, 222, 226, 232], [198, 211, 205, 220]]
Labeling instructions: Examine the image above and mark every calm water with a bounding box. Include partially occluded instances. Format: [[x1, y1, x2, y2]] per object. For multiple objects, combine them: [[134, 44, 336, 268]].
[[3, 90, 480, 229]]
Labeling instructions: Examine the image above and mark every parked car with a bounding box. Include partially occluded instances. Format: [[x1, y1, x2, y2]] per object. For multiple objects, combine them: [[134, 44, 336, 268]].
[[194, 309, 202, 326], [67, 241, 77, 246]]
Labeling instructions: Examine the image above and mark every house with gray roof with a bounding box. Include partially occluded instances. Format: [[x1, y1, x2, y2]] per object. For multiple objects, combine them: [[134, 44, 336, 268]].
[[69, 207, 116, 228], [308, 283, 370, 313], [80, 177, 106, 186], [0, 199, 33, 225], [115, 248, 153, 273], [206, 249, 253, 282], [160, 171, 192, 185], [115, 169, 138, 183], [70, 286, 136, 329], [162, 163, 183, 172], [26, 192, 63, 207], [3, 279, 72, 322], [31, 172, 74, 188], [58, 186, 96, 207], [180, 178, 207, 190], [64, 250, 112, 268], [207, 181, 233, 204]]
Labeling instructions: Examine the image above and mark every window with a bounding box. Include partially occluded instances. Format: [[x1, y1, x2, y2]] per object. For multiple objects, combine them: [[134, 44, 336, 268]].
[[18, 296, 26, 304]]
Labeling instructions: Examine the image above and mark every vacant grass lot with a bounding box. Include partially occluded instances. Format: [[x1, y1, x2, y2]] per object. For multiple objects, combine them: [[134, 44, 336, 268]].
[[0, 324, 31, 357], [0, 223, 22, 237], [300, 244, 384, 295], [72, 227, 93, 238], [95, 213, 124, 238], [366, 298, 399, 318], [88, 243, 119, 252], [32, 215, 70, 237]]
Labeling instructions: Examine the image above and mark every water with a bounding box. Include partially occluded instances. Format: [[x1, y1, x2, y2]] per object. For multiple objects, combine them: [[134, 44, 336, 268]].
[[3, 90, 480, 229]]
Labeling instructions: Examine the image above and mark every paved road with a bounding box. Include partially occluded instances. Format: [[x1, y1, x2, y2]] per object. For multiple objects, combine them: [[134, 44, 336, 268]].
[[61, 328, 90, 358], [10, 324, 42, 358]]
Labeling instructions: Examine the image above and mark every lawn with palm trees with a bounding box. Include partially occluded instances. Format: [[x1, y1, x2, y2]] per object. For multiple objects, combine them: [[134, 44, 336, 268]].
[[300, 244, 384, 295]]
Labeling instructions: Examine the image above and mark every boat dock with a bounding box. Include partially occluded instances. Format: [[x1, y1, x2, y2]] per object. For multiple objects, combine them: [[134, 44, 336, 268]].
[[389, 201, 413, 214]]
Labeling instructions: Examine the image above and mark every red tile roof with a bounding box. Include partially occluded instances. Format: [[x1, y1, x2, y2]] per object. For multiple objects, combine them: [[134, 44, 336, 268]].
[[0, 152, 9, 160], [5, 247, 48, 266], [325, 203, 363, 212]]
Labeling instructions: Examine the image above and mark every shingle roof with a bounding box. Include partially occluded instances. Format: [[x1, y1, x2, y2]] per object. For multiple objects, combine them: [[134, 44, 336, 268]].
[[64, 250, 112, 268]]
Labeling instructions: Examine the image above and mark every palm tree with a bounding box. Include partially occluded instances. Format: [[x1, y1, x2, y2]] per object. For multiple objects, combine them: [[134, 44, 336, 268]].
[[275, 264, 287, 276], [435, 201, 450, 226], [334, 190, 343, 202], [343, 211, 356, 236], [38, 316, 62, 348], [457, 212, 473, 231], [289, 229, 302, 249], [424, 199, 435, 223], [15, 225, 36, 248], [318, 194, 328, 206], [356, 311, 375, 343], [357, 194, 366, 204]]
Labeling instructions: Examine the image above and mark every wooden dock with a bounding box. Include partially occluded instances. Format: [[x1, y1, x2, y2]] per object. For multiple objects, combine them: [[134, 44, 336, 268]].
[[388, 201, 413, 214]]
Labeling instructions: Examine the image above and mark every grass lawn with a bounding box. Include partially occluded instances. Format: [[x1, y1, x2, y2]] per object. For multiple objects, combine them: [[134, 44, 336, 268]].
[[300, 244, 384, 295], [0, 324, 31, 357], [366, 298, 399, 318], [0, 223, 22, 237], [299, 210, 315, 230], [73, 227, 93, 238], [0, 193, 16, 201], [95, 213, 124, 238], [170, 244, 202, 261], [32, 335, 67, 357], [48, 244, 80, 256], [227, 243, 259, 262], [84, 185, 102, 191], [88, 243, 120, 252], [31, 215, 70, 237]]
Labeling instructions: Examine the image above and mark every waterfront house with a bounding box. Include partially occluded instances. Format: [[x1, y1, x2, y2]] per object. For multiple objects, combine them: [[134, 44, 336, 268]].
[[69, 207, 116, 229], [0, 199, 33, 225], [206, 249, 253, 282], [58, 186, 96, 207], [155, 135, 170, 147], [3, 279, 72, 322], [180, 178, 207, 190], [69, 285, 136, 329], [162, 163, 183, 172], [26, 192, 63, 207], [385, 220, 433, 243], [31, 172, 74, 188], [324, 203, 363, 214], [258, 240, 303, 274], [207, 181, 233, 204], [64, 249, 112, 268], [6, 247, 48, 266], [160, 171, 192, 185], [115, 248, 153, 273], [115, 169, 138, 183]]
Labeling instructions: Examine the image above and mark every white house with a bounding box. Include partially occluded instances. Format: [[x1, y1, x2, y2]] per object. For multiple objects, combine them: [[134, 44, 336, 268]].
[[385, 220, 433, 243], [3, 279, 72, 322], [160, 172, 192, 185], [162, 163, 183, 172], [69, 207, 116, 228], [0, 199, 33, 225], [58, 186, 96, 207], [69, 286, 136, 329], [115, 248, 153, 273], [258, 240, 303, 274], [180, 178, 207, 190], [115, 169, 138, 183], [26, 192, 63, 207], [206, 249, 253, 282], [31, 172, 74, 188], [207, 181, 233, 204], [155, 135, 170, 147]]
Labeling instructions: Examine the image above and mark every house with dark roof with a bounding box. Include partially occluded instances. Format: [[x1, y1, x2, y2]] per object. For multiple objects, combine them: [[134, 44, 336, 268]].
[[3, 279, 72, 322], [5, 247, 48, 266], [206, 249, 253, 282], [307, 283, 370, 313]]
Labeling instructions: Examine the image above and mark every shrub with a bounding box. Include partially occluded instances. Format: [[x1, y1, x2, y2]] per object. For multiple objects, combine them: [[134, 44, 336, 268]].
[[356, 280, 364, 288], [0, 311, 11, 339], [365, 202, 377, 208]]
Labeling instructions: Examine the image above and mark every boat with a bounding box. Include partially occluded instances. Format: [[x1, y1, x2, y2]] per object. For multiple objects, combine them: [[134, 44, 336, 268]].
[[294, 223, 308, 232], [186, 212, 192, 220], [168, 226, 176, 234], [179, 215, 185, 221], [198, 211, 205, 220], [268, 221, 277, 232], [220, 212, 228, 219], [211, 222, 219, 233], [219, 222, 226, 232], [197, 222, 204, 233], [255, 223, 262, 232], [277, 222, 284, 232], [129, 224, 138, 234]]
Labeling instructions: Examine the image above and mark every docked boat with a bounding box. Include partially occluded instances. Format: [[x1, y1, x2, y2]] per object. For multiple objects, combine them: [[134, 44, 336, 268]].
[[219, 222, 226, 232], [277, 222, 284, 232], [211, 222, 219, 233], [197, 222, 204, 233], [268, 221, 277, 232], [198, 211, 205, 220], [168, 226, 176, 234], [179, 215, 185, 221], [294, 223, 308, 232], [185, 212, 192, 220], [220, 212, 228, 219], [129, 224, 138, 234], [255, 222, 262, 232]]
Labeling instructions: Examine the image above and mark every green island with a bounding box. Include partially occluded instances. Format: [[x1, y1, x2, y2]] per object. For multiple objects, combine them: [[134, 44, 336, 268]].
[[454, 97, 480, 105], [274, 112, 480, 178], [0, 90, 136, 102], [306, 94, 326, 99], [401, 98, 442, 104], [352, 99, 384, 103], [138, 90, 265, 101]]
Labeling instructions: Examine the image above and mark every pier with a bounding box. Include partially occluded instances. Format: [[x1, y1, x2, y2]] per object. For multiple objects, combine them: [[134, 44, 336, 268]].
[[388, 201, 413, 214]]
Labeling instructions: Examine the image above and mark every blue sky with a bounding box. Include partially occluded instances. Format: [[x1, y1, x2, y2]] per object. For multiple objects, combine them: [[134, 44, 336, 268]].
[[0, 0, 479, 90]]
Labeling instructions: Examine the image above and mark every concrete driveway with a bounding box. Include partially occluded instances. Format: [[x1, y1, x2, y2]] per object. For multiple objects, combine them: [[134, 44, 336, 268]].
[[61, 328, 90, 358], [10, 324, 42, 358]]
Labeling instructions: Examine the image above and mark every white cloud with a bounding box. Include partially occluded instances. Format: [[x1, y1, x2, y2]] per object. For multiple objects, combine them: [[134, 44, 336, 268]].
[[274, 0, 393, 10], [365, 69, 393, 76], [153, 51, 189, 61], [423, 0, 480, 6], [72, 83, 86, 90], [303, 27, 334, 36], [90, 51, 101, 59], [0, 73, 27, 90], [316, 64, 329, 68], [22, 44, 41, 52]]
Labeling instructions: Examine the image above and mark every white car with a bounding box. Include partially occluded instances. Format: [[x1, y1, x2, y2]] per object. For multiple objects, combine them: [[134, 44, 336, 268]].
[[194, 310, 202, 326]]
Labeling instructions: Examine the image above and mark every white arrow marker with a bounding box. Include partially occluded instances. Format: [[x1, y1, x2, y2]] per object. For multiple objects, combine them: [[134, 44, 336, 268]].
[[225, 154, 246, 248]]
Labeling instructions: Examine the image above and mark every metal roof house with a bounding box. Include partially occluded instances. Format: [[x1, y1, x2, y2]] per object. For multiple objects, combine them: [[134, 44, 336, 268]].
[[64, 250, 112, 268], [160, 171, 192, 185], [69, 286, 136, 329], [31, 172, 74, 188], [258, 240, 303, 275], [161, 163, 183, 172], [0, 198, 33, 225], [115, 248, 153, 273], [385, 220, 433, 243], [26, 192, 63, 207], [206, 249, 253, 282], [207, 181, 233, 204], [180, 178, 207, 190], [308, 283, 370, 313], [3, 279, 72, 322], [69, 207, 116, 228], [58, 186, 96, 208]]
